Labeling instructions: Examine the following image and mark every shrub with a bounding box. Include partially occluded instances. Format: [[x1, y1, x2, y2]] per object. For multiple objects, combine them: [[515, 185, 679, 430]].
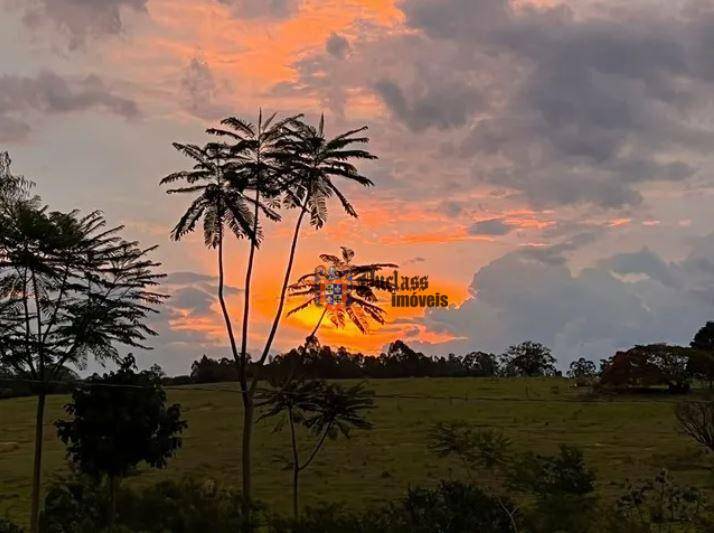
[[0, 518, 23, 533], [40, 476, 259, 533], [675, 400, 714, 453], [615, 470, 709, 531]]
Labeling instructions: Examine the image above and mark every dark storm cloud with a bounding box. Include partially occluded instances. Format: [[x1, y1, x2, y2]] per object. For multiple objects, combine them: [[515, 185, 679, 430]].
[[416, 233, 714, 367], [326, 33, 350, 59], [468, 218, 513, 236], [283, 0, 714, 208], [374, 77, 484, 131], [399, 0, 714, 207], [0, 70, 139, 142], [217, 0, 300, 19], [16, 0, 147, 48]]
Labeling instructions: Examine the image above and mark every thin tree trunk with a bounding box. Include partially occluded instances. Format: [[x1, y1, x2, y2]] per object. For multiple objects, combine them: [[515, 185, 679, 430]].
[[109, 475, 118, 530], [238, 190, 260, 526], [216, 235, 253, 527], [308, 307, 328, 341], [217, 235, 240, 363], [288, 408, 300, 518], [255, 201, 309, 373], [241, 397, 253, 528], [29, 391, 46, 533], [240, 189, 260, 377]]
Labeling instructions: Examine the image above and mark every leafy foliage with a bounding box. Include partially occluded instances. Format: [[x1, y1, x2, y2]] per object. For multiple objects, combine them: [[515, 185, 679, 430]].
[[56, 355, 187, 482], [428, 421, 512, 471], [691, 322, 714, 352], [615, 470, 708, 531], [260, 378, 374, 515], [276, 116, 377, 229], [288, 246, 396, 336], [40, 475, 259, 533], [398, 481, 515, 533], [507, 444, 595, 498], [500, 341, 557, 377], [161, 142, 269, 247], [600, 344, 696, 393], [0, 203, 165, 381], [567, 357, 598, 386]]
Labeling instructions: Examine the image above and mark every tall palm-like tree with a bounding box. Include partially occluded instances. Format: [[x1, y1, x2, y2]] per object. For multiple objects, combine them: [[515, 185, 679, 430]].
[[255, 116, 378, 372], [204, 111, 296, 507], [259, 379, 374, 517], [161, 141, 277, 373], [288, 246, 397, 341]]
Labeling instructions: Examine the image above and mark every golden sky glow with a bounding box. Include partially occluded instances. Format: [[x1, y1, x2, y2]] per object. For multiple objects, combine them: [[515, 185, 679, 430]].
[[5, 0, 712, 371]]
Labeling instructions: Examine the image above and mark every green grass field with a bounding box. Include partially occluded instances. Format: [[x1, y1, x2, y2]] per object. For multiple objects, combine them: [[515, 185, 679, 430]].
[[2, 378, 713, 527]]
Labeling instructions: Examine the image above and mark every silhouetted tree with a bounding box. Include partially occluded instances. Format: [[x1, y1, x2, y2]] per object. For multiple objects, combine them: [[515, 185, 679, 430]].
[[164, 114, 377, 517], [288, 246, 396, 340], [567, 357, 598, 386], [206, 112, 299, 510], [56, 355, 186, 526], [675, 401, 714, 453], [256, 115, 377, 366], [690, 322, 714, 389], [500, 342, 556, 377], [243, 116, 376, 515], [0, 160, 165, 533], [190, 354, 241, 382], [600, 344, 694, 393], [260, 379, 374, 517], [691, 322, 714, 351], [462, 351, 499, 377]]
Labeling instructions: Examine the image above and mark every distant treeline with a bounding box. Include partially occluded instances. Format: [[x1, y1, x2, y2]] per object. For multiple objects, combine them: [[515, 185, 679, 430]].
[[0, 366, 78, 399], [179, 320, 714, 395], [181, 339, 560, 384]]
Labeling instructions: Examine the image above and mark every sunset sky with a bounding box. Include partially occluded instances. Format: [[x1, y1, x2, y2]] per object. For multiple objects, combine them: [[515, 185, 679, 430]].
[[2, 0, 713, 374]]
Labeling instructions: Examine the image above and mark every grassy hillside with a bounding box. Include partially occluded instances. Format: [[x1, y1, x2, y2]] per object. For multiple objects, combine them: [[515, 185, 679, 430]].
[[1, 378, 712, 527]]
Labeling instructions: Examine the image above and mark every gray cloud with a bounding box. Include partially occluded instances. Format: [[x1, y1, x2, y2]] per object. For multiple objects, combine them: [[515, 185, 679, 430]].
[[16, 0, 147, 49], [282, 0, 714, 208], [180, 57, 229, 120], [217, 0, 300, 19], [599, 248, 679, 288], [0, 70, 139, 142], [132, 270, 244, 375], [170, 287, 215, 316], [326, 33, 350, 59], [165, 271, 220, 285], [415, 233, 714, 367], [374, 77, 484, 131], [468, 218, 513, 236], [165, 270, 241, 295]]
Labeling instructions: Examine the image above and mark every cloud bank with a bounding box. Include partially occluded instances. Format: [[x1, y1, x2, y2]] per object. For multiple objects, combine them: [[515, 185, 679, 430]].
[[416, 234, 714, 367], [0, 70, 139, 142]]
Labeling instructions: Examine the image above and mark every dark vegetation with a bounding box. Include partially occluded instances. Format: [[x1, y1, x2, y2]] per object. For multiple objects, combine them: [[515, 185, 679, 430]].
[[8, 433, 710, 532]]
